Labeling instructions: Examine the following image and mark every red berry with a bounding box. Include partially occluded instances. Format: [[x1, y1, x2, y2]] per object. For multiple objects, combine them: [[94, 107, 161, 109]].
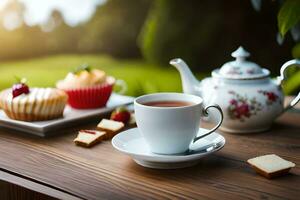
[[110, 108, 130, 124], [12, 83, 29, 98]]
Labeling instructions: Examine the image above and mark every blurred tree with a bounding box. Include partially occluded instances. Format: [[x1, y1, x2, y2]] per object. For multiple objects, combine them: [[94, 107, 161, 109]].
[[43, 9, 82, 55], [0, 8, 81, 60], [0, 0, 296, 75], [140, 0, 294, 72], [0, 0, 46, 60], [41, 10, 64, 33], [78, 0, 151, 58], [0, 0, 151, 60]]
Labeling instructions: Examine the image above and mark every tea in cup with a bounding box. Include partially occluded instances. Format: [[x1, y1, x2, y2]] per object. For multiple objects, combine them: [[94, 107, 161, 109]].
[[134, 93, 223, 154]]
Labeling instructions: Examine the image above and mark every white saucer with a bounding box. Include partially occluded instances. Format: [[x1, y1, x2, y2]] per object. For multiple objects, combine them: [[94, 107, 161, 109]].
[[112, 128, 225, 169]]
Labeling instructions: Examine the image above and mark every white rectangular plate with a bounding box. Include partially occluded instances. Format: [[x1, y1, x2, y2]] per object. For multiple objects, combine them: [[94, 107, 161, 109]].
[[0, 93, 134, 137]]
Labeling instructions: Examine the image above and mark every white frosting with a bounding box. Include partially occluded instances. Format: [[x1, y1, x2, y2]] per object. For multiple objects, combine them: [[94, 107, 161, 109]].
[[56, 69, 107, 89], [0, 88, 67, 116]]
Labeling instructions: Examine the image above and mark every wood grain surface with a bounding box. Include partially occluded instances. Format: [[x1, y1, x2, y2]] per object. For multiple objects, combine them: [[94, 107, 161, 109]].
[[0, 170, 80, 200], [0, 179, 59, 200], [0, 99, 299, 199]]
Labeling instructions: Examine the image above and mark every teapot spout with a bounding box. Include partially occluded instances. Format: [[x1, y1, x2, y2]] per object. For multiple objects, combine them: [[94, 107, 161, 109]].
[[170, 58, 201, 96]]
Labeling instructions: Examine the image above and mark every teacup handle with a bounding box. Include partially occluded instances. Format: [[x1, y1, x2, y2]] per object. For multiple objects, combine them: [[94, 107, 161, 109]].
[[193, 104, 224, 142]]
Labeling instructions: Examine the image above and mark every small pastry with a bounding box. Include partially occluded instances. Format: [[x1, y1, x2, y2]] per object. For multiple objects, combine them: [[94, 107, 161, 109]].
[[74, 130, 106, 147], [56, 64, 115, 109], [97, 119, 124, 139], [247, 154, 295, 179], [0, 79, 67, 121]]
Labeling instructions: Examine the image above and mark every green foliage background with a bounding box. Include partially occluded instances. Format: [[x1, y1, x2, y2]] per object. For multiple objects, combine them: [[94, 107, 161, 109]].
[[278, 0, 300, 37], [140, 0, 221, 68], [277, 0, 300, 95], [0, 0, 299, 96]]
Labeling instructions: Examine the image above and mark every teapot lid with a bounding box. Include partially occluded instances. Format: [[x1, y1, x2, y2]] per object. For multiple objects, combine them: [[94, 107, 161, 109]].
[[212, 46, 270, 80]]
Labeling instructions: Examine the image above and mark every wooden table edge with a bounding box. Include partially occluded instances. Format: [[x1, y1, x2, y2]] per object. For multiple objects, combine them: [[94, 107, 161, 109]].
[[0, 168, 83, 200]]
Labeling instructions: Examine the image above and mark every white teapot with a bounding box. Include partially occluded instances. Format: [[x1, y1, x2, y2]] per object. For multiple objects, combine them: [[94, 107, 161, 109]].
[[170, 46, 300, 133]]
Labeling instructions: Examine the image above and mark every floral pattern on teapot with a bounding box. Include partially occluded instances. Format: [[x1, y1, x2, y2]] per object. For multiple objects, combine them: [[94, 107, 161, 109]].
[[258, 90, 282, 106], [227, 89, 282, 122], [227, 90, 262, 122]]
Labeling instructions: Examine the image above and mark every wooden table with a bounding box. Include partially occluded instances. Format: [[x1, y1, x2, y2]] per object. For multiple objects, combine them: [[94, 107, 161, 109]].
[[0, 100, 299, 200]]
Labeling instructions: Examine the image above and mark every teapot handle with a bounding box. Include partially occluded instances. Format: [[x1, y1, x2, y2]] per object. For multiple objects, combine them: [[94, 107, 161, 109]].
[[278, 59, 300, 112]]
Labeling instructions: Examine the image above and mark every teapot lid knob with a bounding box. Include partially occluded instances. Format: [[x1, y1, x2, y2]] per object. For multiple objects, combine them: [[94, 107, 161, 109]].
[[231, 46, 250, 62], [214, 46, 270, 80]]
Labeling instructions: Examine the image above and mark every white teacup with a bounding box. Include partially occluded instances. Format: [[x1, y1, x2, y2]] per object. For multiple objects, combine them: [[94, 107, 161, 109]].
[[134, 93, 223, 154]]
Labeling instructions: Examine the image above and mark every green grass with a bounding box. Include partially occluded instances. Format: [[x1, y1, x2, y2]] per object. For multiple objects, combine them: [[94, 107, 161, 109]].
[[0, 54, 207, 97], [0, 54, 298, 96]]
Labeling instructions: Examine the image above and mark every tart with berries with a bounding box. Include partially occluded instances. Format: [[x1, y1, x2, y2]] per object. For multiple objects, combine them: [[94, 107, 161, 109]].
[[56, 64, 115, 109], [0, 78, 68, 121]]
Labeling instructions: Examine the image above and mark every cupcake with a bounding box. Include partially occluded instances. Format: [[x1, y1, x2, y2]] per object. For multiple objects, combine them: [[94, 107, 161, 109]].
[[0, 79, 68, 121], [56, 64, 115, 109]]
